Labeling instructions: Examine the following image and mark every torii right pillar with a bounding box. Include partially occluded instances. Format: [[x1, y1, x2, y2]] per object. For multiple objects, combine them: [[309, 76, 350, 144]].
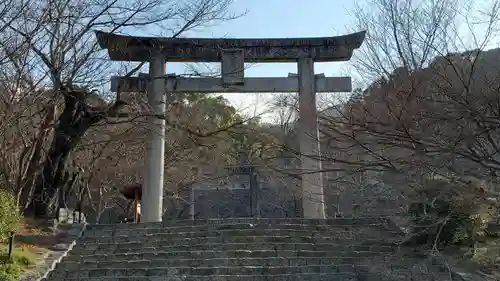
[[297, 57, 325, 219]]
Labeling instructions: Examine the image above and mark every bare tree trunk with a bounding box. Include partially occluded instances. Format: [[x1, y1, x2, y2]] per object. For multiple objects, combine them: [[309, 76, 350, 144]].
[[26, 90, 105, 218]]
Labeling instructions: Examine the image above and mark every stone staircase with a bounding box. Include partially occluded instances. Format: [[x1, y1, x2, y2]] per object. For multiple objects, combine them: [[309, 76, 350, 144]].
[[43, 218, 457, 281]]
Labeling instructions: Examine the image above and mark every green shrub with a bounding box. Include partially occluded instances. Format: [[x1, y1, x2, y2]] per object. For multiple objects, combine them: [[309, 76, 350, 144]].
[[0, 264, 21, 281], [407, 179, 497, 250], [0, 252, 35, 281], [0, 189, 21, 242]]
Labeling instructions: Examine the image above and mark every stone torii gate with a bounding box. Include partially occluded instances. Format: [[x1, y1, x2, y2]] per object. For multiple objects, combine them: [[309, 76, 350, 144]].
[[95, 31, 366, 222]]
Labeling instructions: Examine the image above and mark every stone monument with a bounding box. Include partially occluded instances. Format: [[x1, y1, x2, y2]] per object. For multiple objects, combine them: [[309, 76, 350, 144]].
[[95, 31, 366, 222]]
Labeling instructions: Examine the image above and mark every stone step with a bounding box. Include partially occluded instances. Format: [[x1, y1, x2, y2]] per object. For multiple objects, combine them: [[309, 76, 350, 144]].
[[48, 265, 366, 279], [80, 235, 377, 245], [56, 256, 360, 270], [80, 233, 397, 246], [85, 223, 338, 235], [81, 228, 395, 241], [85, 224, 400, 238], [43, 272, 372, 281], [85, 217, 391, 230], [83, 219, 400, 237], [71, 242, 397, 255], [77, 232, 401, 247], [64, 249, 383, 261]]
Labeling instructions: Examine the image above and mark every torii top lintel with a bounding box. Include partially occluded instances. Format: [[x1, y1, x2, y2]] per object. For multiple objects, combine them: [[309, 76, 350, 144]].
[[95, 30, 366, 63]]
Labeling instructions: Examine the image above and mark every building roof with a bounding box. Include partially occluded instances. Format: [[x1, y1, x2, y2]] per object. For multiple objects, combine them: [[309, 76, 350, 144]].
[[95, 31, 366, 62]]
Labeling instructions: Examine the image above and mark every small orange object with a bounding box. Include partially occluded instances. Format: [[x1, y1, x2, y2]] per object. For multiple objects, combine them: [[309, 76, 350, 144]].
[[120, 184, 142, 223]]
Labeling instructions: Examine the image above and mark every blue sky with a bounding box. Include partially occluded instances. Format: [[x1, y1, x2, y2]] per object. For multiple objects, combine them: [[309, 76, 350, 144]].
[[162, 0, 359, 120], [122, 0, 498, 121]]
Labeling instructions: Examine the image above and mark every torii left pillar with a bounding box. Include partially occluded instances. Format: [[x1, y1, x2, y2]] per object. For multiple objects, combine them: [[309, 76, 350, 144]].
[[298, 58, 326, 219], [141, 52, 166, 222]]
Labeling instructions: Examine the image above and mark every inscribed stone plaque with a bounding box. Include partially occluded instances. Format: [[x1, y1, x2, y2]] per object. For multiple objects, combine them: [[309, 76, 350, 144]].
[[221, 49, 244, 85], [111, 76, 147, 92]]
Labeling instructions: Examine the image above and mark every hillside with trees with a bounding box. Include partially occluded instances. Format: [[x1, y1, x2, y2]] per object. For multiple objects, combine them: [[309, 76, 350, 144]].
[[311, 0, 500, 277]]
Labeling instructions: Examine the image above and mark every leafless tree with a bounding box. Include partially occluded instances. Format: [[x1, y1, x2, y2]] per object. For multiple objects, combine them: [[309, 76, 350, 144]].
[[0, 0, 244, 218], [331, 0, 500, 187], [305, 0, 500, 266]]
